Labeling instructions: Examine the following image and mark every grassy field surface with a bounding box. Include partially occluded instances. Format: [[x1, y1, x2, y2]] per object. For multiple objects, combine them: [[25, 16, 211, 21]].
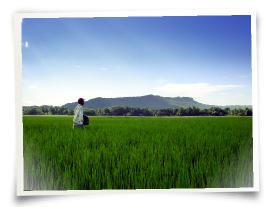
[[23, 116, 253, 190]]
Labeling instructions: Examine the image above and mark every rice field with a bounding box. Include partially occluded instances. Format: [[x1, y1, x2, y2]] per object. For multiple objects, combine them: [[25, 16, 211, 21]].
[[23, 116, 253, 190]]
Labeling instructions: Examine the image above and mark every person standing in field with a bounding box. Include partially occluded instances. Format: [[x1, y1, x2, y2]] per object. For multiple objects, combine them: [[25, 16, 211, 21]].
[[73, 98, 85, 128]]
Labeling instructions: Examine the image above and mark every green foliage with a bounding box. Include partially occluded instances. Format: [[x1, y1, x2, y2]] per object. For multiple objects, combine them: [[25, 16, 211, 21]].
[[23, 105, 253, 116], [23, 116, 253, 190], [23, 105, 74, 115], [23, 106, 44, 115], [83, 109, 96, 116]]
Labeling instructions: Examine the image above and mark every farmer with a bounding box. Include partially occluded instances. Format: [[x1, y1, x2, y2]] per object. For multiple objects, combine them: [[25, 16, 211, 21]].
[[73, 98, 85, 128]]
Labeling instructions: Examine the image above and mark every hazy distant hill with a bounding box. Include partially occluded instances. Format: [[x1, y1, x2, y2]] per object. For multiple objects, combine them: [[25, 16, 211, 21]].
[[62, 94, 213, 110]]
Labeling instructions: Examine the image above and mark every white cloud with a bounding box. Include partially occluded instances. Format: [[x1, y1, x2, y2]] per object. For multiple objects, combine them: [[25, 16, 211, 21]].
[[154, 82, 244, 105], [24, 41, 29, 48], [155, 83, 242, 95], [22, 77, 250, 106]]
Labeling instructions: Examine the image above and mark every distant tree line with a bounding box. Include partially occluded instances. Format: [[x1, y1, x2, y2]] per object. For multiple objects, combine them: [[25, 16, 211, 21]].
[[23, 105, 252, 116], [23, 105, 74, 115]]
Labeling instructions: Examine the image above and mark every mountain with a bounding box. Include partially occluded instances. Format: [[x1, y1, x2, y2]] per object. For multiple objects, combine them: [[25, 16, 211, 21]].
[[62, 94, 213, 110]]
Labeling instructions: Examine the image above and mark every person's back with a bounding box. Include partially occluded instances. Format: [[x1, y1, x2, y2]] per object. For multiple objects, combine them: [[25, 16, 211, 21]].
[[73, 98, 84, 128]]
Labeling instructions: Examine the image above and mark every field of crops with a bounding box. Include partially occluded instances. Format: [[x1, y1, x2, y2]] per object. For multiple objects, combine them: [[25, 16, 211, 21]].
[[23, 116, 253, 190]]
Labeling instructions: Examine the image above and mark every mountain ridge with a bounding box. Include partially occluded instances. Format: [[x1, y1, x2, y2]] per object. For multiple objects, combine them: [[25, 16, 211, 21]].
[[62, 94, 251, 110]]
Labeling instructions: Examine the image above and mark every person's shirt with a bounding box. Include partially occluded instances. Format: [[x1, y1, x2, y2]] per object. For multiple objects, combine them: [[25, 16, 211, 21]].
[[73, 104, 83, 125]]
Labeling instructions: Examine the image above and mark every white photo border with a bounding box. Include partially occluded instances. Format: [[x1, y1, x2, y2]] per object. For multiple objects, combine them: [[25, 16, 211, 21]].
[[14, 10, 259, 196]]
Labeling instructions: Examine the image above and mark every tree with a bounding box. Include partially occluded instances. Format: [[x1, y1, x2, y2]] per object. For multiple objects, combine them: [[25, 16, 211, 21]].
[[110, 106, 129, 116], [22, 105, 252, 116], [83, 109, 96, 116], [103, 108, 111, 116], [68, 109, 74, 115], [157, 108, 173, 116], [245, 108, 252, 116], [27, 107, 43, 115], [40, 105, 49, 114]]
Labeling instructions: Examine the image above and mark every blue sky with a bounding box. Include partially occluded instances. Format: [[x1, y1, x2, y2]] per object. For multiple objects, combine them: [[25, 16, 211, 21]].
[[22, 16, 252, 106]]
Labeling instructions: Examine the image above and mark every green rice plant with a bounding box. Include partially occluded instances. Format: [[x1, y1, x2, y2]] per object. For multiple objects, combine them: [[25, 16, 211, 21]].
[[23, 116, 253, 190]]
